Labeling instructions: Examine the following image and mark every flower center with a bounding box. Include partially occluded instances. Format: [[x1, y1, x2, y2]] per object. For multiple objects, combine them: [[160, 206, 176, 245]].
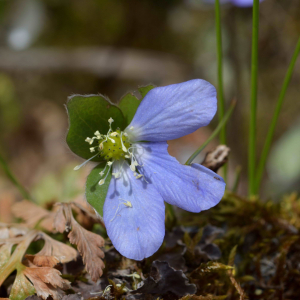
[[74, 117, 145, 186], [86, 118, 132, 161]]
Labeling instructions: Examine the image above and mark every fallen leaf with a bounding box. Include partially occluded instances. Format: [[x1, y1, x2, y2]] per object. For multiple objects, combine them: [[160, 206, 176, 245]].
[[24, 266, 70, 300], [9, 267, 36, 300], [0, 224, 75, 299], [133, 261, 196, 297], [68, 217, 105, 281], [53, 203, 105, 281], [36, 232, 78, 264], [25, 255, 60, 268], [12, 200, 55, 232]]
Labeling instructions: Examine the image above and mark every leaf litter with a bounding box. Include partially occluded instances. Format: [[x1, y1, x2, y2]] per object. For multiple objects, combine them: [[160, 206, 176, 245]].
[[1, 192, 300, 299]]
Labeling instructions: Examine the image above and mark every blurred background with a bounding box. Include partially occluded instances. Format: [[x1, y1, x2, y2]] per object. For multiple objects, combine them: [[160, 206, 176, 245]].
[[0, 0, 299, 221]]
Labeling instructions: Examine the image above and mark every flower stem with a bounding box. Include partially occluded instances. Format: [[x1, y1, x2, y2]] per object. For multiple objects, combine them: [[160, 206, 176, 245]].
[[232, 166, 242, 193], [215, 0, 227, 180], [248, 0, 260, 196], [255, 36, 300, 194], [0, 152, 32, 200], [185, 100, 236, 166]]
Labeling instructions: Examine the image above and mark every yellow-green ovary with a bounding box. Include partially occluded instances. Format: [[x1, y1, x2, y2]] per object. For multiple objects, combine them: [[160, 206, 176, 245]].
[[99, 130, 131, 161]]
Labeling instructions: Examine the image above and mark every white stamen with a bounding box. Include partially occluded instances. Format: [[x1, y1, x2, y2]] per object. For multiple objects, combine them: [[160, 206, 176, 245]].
[[108, 137, 115, 143], [135, 174, 143, 179], [74, 153, 99, 170], [94, 131, 102, 139], [108, 118, 114, 124], [125, 155, 130, 159], [99, 143, 103, 150], [112, 172, 121, 179], [110, 132, 118, 137], [123, 132, 128, 137], [110, 198, 133, 222], [99, 161, 113, 185], [129, 126, 134, 130], [130, 164, 136, 172], [120, 132, 127, 152], [90, 147, 95, 153], [85, 137, 95, 145], [99, 171, 104, 176]]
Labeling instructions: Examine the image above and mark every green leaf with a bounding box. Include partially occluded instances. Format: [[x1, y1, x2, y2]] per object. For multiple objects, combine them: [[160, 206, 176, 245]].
[[9, 268, 35, 300], [66, 95, 125, 161], [138, 84, 155, 99], [118, 93, 140, 126], [86, 162, 112, 216]]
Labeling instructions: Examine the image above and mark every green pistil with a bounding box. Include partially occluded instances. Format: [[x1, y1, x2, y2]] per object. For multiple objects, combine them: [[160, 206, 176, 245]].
[[99, 130, 131, 161]]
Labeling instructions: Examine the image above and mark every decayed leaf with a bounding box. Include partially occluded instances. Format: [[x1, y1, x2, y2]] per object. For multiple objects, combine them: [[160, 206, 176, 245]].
[[68, 218, 105, 281], [134, 261, 196, 297], [24, 266, 70, 300], [12, 200, 55, 232], [54, 203, 105, 281], [0, 224, 75, 300], [0, 244, 13, 269], [9, 268, 36, 300], [180, 295, 227, 300], [25, 255, 60, 268], [53, 204, 68, 233], [36, 232, 78, 264]]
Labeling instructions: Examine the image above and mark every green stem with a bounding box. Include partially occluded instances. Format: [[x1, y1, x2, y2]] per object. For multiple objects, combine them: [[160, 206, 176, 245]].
[[255, 36, 300, 193], [185, 100, 236, 166], [0, 152, 32, 200], [248, 0, 260, 196], [232, 166, 242, 193], [215, 0, 227, 180]]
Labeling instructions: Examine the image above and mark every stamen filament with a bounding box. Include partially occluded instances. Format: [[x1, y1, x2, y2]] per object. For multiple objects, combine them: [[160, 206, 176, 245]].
[[74, 153, 99, 170]]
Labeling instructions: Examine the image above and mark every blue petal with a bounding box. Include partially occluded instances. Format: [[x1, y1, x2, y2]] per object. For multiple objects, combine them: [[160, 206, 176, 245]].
[[103, 161, 165, 260], [231, 0, 264, 7], [136, 142, 225, 212], [126, 79, 217, 142]]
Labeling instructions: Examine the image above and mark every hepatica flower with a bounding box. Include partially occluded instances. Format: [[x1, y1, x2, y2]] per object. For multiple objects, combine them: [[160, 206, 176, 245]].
[[66, 79, 225, 260], [200, 0, 264, 7]]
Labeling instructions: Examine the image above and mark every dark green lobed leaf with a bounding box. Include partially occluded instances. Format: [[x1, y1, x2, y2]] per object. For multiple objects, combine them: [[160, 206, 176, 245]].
[[86, 162, 112, 217], [66, 94, 125, 161], [118, 93, 140, 127], [138, 84, 155, 98]]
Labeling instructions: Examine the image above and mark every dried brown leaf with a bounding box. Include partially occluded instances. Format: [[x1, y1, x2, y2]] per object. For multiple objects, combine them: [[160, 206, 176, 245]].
[[24, 266, 70, 300], [37, 232, 78, 263], [53, 203, 105, 281], [53, 204, 68, 233], [68, 217, 105, 281], [12, 200, 55, 232], [71, 201, 104, 228], [25, 255, 60, 268]]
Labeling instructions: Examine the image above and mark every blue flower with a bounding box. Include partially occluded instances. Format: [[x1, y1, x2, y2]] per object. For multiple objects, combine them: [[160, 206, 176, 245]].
[[82, 79, 225, 260], [230, 0, 264, 7], [190, 0, 264, 8]]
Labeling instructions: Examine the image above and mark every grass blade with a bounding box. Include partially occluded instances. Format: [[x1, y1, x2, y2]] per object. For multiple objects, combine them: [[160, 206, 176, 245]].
[[185, 100, 236, 166], [255, 36, 300, 193], [248, 0, 260, 196]]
